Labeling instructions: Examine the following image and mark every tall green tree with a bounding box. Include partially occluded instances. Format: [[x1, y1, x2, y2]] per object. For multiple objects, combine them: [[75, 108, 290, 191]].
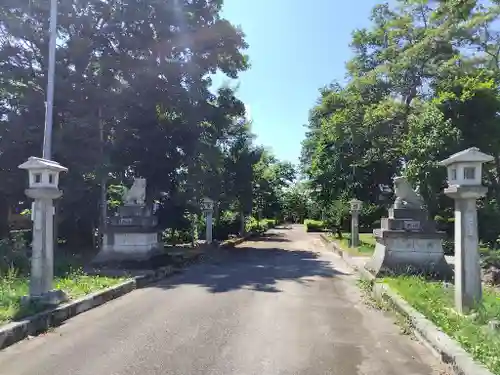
[[301, 0, 500, 246], [0, 0, 250, 244]]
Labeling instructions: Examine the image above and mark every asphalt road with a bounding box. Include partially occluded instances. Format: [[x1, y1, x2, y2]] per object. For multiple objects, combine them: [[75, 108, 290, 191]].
[[0, 226, 449, 375]]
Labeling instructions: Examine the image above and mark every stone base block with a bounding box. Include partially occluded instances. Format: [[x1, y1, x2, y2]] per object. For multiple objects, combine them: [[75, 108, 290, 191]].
[[365, 233, 453, 281], [21, 289, 69, 307], [93, 232, 162, 263]]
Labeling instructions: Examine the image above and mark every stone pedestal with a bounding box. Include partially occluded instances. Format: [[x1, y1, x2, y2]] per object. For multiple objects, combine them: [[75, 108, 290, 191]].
[[201, 197, 214, 244], [25, 189, 69, 304], [445, 185, 487, 313], [365, 208, 453, 280], [93, 204, 161, 263], [439, 147, 494, 313], [350, 199, 362, 248], [351, 215, 359, 248], [205, 210, 213, 244], [351, 213, 360, 247]]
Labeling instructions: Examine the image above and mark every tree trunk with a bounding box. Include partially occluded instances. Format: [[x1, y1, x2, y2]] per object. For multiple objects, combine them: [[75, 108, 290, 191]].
[[0, 195, 10, 238], [191, 213, 197, 246], [240, 209, 245, 237], [214, 202, 221, 240], [98, 105, 107, 250]]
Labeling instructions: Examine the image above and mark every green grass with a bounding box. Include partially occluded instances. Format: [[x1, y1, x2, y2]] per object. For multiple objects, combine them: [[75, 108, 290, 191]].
[[384, 276, 500, 374], [0, 268, 127, 325], [330, 232, 376, 256]]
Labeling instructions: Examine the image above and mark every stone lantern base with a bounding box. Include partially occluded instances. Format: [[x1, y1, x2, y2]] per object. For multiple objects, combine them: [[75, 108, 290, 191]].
[[365, 208, 453, 280], [21, 289, 69, 307]]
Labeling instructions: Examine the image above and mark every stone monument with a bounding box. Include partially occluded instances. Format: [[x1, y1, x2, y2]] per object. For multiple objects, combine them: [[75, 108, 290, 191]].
[[93, 178, 161, 263], [365, 176, 453, 279], [440, 147, 494, 313]]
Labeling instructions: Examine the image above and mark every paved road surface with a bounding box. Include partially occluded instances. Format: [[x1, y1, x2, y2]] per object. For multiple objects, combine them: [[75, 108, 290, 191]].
[[0, 226, 449, 375]]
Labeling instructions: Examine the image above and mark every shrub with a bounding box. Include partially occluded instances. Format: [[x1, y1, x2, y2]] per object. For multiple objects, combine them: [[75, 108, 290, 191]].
[[304, 219, 325, 232], [245, 217, 276, 234], [359, 203, 386, 231], [323, 199, 350, 232], [0, 232, 30, 276], [162, 228, 192, 245], [260, 219, 277, 229], [213, 211, 240, 240], [245, 217, 261, 234], [481, 247, 500, 269]]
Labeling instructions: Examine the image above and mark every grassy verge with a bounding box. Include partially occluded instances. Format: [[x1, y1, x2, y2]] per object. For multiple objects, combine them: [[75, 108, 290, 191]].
[[329, 232, 376, 256], [0, 268, 127, 325], [384, 276, 500, 374]]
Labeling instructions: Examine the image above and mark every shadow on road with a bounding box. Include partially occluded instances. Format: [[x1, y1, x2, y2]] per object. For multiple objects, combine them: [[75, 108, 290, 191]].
[[274, 225, 293, 230], [247, 232, 291, 243], [153, 245, 349, 294]]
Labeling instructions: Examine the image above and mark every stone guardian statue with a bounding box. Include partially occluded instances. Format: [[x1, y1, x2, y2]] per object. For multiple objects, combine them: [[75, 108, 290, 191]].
[[392, 176, 425, 209], [122, 178, 147, 206]]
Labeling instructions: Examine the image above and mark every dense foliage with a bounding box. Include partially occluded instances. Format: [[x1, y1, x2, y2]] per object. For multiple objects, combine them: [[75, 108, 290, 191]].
[[301, 0, 500, 250], [0, 0, 295, 254]]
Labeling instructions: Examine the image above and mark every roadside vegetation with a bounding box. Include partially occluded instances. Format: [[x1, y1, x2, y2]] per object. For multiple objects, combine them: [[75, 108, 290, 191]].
[[0, 234, 126, 324], [0, 267, 126, 325], [385, 276, 500, 374], [334, 233, 376, 256]]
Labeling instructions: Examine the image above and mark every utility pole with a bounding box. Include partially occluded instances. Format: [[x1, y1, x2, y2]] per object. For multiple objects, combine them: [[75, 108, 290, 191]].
[[42, 0, 57, 160], [97, 64, 107, 250], [43, 0, 58, 251]]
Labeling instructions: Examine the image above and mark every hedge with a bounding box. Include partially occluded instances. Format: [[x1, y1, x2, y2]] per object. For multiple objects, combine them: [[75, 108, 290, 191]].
[[304, 219, 325, 232]]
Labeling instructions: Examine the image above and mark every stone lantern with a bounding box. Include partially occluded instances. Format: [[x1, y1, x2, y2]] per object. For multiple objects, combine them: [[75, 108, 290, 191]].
[[439, 147, 494, 313], [350, 199, 362, 212], [349, 199, 362, 247], [201, 197, 214, 244], [201, 197, 214, 212], [18, 157, 68, 304]]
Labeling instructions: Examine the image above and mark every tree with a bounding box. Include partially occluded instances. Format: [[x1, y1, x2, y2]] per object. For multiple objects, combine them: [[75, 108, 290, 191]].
[[301, 0, 500, 248], [0, 0, 252, 245]]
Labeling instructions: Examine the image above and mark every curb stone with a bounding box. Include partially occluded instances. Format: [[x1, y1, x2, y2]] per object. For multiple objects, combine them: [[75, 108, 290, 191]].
[[318, 234, 374, 281], [372, 283, 493, 375], [0, 249, 208, 351], [318, 233, 494, 375]]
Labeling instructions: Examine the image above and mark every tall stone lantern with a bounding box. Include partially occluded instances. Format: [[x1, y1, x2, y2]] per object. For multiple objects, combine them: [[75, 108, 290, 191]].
[[201, 197, 214, 244], [349, 199, 362, 248], [18, 157, 68, 304], [439, 147, 494, 313]]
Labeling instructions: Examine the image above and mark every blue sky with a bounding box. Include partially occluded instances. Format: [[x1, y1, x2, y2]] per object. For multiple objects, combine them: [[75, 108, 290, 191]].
[[211, 0, 380, 166]]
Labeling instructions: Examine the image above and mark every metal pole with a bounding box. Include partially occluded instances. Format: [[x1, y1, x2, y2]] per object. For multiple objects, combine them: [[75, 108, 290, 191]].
[[32, 0, 57, 301], [42, 0, 58, 160]]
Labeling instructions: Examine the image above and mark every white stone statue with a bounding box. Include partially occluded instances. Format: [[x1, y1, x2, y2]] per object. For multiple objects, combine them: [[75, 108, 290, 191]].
[[123, 178, 147, 206], [393, 176, 425, 209]]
